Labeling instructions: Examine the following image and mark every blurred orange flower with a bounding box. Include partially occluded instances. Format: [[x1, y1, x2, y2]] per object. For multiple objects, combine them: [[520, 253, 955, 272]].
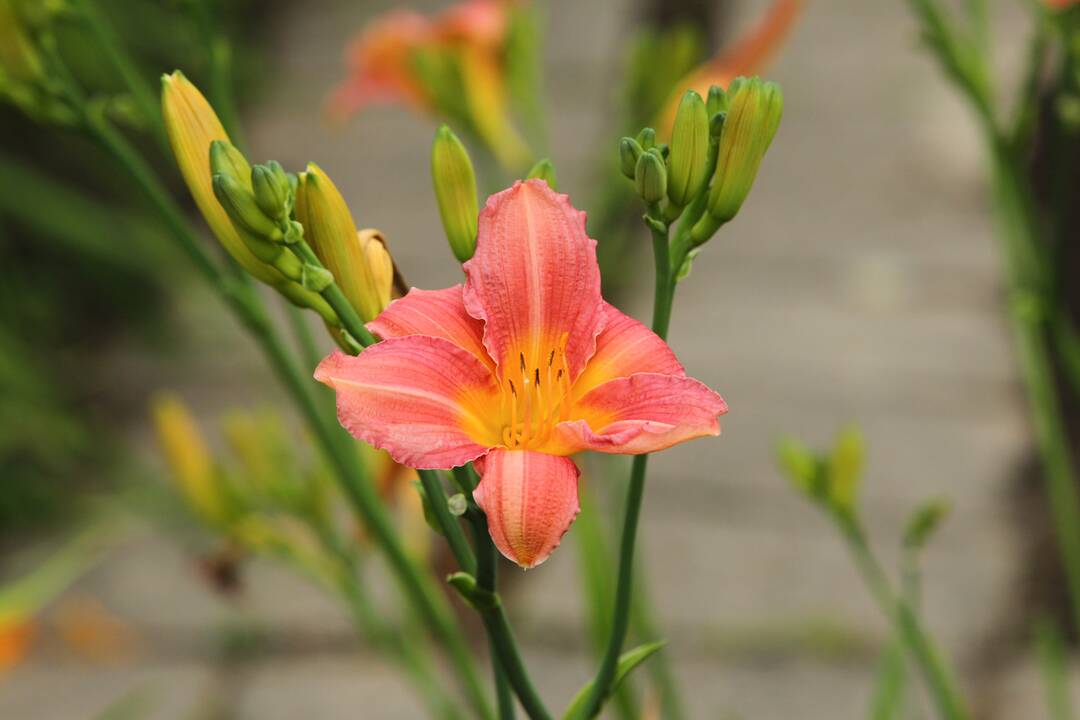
[[658, 0, 802, 135], [0, 619, 35, 674], [1045, 0, 1077, 8], [329, 0, 529, 169]]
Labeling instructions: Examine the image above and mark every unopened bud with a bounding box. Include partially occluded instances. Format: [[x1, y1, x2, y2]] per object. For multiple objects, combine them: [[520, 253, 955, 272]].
[[634, 149, 667, 205], [161, 72, 283, 285], [211, 170, 283, 242], [430, 125, 479, 263], [526, 158, 558, 190], [295, 164, 388, 322], [357, 229, 394, 312], [636, 127, 656, 150], [667, 90, 710, 207], [619, 137, 642, 179], [706, 77, 783, 224], [151, 393, 231, 527], [709, 111, 727, 139], [251, 162, 291, 220], [706, 85, 726, 117]]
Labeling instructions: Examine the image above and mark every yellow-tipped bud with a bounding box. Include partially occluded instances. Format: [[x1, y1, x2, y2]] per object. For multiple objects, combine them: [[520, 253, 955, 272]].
[[295, 164, 388, 322], [161, 71, 284, 286], [431, 125, 479, 263], [358, 229, 394, 309], [151, 393, 231, 527], [706, 77, 783, 224]]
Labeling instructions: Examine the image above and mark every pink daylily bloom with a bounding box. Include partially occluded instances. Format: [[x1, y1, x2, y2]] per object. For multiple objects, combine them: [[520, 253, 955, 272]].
[[316, 180, 727, 568]]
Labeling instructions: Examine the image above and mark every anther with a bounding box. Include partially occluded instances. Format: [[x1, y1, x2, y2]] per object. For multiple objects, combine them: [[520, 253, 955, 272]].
[[508, 379, 517, 396], [534, 368, 540, 387]]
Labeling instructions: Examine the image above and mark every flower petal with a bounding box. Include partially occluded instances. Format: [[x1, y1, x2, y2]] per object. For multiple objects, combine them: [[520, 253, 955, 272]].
[[368, 285, 494, 372], [473, 449, 580, 569], [572, 302, 684, 400], [463, 180, 605, 384], [557, 373, 727, 455], [314, 338, 501, 469]]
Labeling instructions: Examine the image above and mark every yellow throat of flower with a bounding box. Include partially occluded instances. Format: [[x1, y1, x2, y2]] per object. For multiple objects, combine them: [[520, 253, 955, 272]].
[[500, 333, 572, 450]]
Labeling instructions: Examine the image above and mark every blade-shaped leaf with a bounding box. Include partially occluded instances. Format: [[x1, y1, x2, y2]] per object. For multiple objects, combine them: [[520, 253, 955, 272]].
[[562, 641, 666, 720]]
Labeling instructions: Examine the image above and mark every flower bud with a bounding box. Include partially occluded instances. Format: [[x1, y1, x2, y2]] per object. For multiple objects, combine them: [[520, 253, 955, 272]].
[[636, 126, 656, 151], [706, 85, 726, 117], [709, 111, 726, 139], [431, 125, 479, 263], [211, 170, 284, 243], [295, 163, 388, 322], [161, 72, 283, 286], [634, 148, 667, 205], [526, 157, 557, 190], [251, 161, 291, 220], [358, 228, 394, 311], [667, 90, 710, 207], [619, 137, 642, 180], [706, 77, 783, 223], [151, 393, 231, 527]]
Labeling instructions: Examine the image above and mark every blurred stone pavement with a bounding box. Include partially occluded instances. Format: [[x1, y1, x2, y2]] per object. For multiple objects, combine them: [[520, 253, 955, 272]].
[[2, 0, 1078, 718]]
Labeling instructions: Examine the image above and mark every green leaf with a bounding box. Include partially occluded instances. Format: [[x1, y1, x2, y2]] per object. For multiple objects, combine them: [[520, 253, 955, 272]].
[[561, 641, 666, 719], [902, 498, 951, 551], [776, 436, 818, 493]]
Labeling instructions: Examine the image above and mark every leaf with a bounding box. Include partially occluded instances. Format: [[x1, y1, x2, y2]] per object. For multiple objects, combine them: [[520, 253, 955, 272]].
[[776, 436, 820, 496], [562, 641, 667, 719], [902, 498, 951, 551]]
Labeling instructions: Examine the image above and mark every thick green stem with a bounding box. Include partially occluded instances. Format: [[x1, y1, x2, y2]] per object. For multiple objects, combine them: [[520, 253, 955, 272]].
[[840, 516, 969, 720], [418, 469, 477, 576], [290, 239, 378, 347], [576, 211, 675, 719]]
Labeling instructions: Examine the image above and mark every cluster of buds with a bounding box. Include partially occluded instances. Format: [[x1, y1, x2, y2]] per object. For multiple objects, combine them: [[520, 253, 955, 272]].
[[162, 72, 394, 347], [620, 76, 783, 274]]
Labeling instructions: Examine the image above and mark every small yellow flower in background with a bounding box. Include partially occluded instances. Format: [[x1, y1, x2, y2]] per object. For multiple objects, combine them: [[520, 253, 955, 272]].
[[151, 393, 234, 529], [295, 165, 393, 323], [329, 0, 530, 170], [657, 0, 802, 136]]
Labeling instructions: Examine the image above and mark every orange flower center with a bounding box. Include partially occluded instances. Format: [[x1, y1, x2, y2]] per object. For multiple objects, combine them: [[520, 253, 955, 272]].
[[500, 333, 572, 450]]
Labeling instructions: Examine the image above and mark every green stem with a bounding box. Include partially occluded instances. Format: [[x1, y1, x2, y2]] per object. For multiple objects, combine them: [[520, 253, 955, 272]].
[[74, 0, 171, 155], [84, 106, 492, 720], [839, 516, 969, 720], [290, 239, 378, 346], [283, 300, 323, 372], [576, 210, 675, 719], [418, 468, 477, 576], [450, 465, 551, 720]]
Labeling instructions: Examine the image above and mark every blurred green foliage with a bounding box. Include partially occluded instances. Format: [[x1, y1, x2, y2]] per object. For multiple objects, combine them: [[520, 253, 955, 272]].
[[0, 0, 271, 540]]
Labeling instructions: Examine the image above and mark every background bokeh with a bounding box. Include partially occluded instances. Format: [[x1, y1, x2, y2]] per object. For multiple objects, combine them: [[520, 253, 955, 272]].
[[0, 0, 1073, 718]]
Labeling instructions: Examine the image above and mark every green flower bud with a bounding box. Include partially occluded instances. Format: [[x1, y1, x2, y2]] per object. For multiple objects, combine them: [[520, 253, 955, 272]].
[[526, 157, 557, 190], [634, 149, 667, 205], [709, 111, 727, 139], [667, 90, 710, 207], [251, 162, 291, 220], [636, 127, 656, 151], [619, 137, 642, 180], [212, 171, 283, 243], [706, 85, 726, 117], [430, 125, 479, 263], [706, 77, 783, 224]]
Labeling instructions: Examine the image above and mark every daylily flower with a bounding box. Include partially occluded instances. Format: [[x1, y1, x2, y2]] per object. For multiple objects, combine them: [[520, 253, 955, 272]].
[[316, 180, 727, 568], [328, 0, 529, 169], [658, 0, 802, 135]]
